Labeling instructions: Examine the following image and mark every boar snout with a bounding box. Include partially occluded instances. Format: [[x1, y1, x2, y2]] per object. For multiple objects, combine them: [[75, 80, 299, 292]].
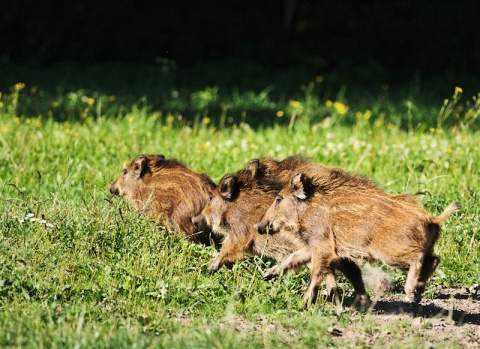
[[109, 184, 120, 196], [192, 214, 207, 231], [254, 218, 271, 234]]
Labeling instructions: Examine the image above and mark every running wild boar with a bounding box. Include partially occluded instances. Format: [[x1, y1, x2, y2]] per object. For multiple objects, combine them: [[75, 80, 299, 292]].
[[255, 163, 460, 305], [192, 156, 311, 275], [109, 154, 216, 245]]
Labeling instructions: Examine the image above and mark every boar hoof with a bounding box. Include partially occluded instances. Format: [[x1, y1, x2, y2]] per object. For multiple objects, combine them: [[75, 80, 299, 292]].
[[208, 259, 222, 274], [354, 294, 372, 310], [224, 262, 234, 270], [263, 266, 281, 280], [208, 265, 219, 274], [405, 291, 422, 303], [303, 290, 318, 307]]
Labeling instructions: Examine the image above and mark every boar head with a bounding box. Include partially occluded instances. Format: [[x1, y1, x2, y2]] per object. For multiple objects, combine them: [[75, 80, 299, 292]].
[[109, 154, 165, 198], [192, 174, 240, 236], [254, 171, 313, 235]]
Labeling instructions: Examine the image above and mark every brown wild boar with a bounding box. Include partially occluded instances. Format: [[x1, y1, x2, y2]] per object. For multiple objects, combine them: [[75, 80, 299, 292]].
[[192, 156, 348, 299], [255, 163, 460, 305], [109, 154, 216, 245], [192, 156, 309, 274]]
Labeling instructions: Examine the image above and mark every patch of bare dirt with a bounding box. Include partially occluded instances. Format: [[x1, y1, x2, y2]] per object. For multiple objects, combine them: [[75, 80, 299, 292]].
[[339, 286, 480, 348]]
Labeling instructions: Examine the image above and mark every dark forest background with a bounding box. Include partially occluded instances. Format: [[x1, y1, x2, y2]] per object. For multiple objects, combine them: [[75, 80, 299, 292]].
[[2, 0, 479, 73], [1, 0, 479, 113]]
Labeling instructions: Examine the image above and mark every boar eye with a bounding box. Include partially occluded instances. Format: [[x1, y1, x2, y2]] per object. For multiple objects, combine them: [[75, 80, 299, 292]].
[[123, 169, 128, 176], [209, 193, 213, 202], [275, 196, 283, 205]]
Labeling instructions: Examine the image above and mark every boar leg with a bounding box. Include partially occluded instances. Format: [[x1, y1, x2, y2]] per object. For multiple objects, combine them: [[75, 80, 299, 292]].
[[264, 248, 340, 302], [333, 259, 371, 307], [208, 235, 248, 273], [263, 247, 311, 280], [324, 269, 340, 305], [404, 253, 425, 303], [304, 249, 333, 306], [415, 255, 440, 299], [263, 248, 339, 301]]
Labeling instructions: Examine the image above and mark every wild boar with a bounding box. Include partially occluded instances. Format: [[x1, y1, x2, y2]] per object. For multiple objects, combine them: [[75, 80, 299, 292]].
[[109, 154, 216, 245], [192, 156, 309, 273], [255, 163, 460, 305], [192, 156, 347, 299]]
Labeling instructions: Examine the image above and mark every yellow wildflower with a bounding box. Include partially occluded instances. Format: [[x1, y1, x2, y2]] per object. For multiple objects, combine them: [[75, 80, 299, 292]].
[[325, 100, 333, 107], [87, 98, 95, 105], [14, 82, 25, 91], [455, 86, 463, 94], [276, 111, 284, 117], [333, 101, 349, 115], [289, 100, 301, 108], [202, 117, 211, 125]]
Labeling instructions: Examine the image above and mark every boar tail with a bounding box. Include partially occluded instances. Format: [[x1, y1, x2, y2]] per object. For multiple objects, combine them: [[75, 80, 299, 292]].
[[432, 201, 461, 224]]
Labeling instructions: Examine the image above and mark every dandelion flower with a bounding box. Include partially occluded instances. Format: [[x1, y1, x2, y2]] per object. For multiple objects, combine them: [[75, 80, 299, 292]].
[[455, 86, 463, 94], [202, 117, 211, 125], [333, 102, 349, 115], [276, 111, 284, 117], [289, 100, 301, 108], [14, 82, 25, 91]]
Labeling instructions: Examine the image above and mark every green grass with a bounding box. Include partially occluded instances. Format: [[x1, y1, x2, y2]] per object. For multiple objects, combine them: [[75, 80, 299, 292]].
[[0, 67, 479, 348]]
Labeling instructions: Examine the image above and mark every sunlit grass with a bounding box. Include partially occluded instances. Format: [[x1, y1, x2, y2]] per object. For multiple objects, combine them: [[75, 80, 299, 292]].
[[0, 80, 478, 348]]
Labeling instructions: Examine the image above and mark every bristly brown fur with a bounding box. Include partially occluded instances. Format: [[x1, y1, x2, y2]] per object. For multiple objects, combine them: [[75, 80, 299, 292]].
[[192, 156, 312, 274], [255, 162, 460, 305], [109, 154, 217, 245]]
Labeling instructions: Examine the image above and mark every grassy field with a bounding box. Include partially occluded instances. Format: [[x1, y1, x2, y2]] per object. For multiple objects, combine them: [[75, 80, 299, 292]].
[[0, 64, 479, 348]]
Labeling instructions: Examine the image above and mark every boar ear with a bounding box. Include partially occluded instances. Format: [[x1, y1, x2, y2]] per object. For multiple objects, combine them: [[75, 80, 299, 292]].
[[219, 175, 238, 200], [290, 171, 311, 200], [133, 155, 148, 178], [245, 159, 260, 178], [152, 155, 165, 164]]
